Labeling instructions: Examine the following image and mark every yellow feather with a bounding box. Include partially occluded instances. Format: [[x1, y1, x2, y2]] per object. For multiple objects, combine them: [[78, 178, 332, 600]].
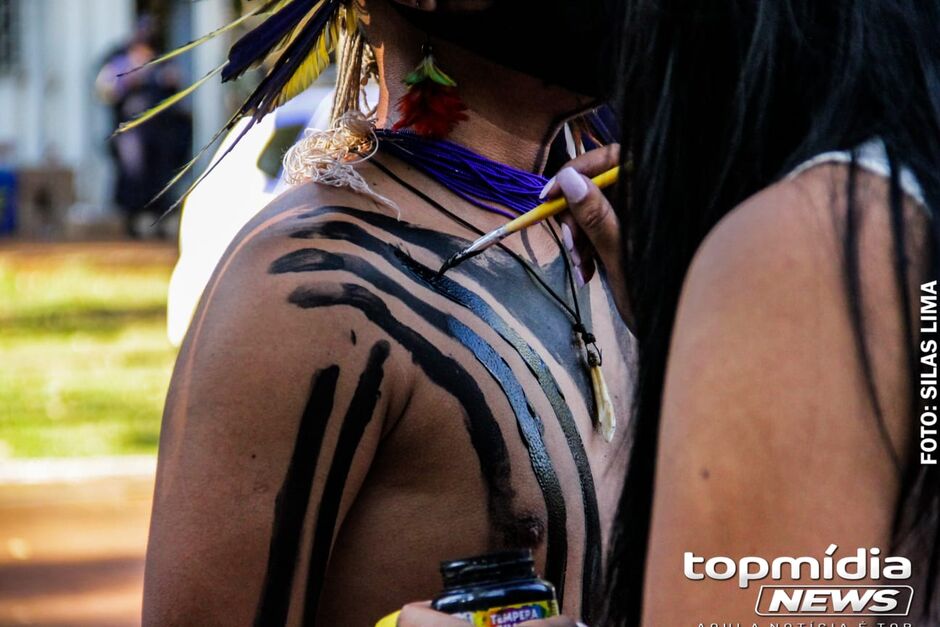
[[151, 105, 252, 218], [128, 0, 346, 214], [115, 64, 225, 135], [275, 0, 329, 56], [121, 0, 284, 77], [273, 10, 341, 108], [343, 5, 359, 36]]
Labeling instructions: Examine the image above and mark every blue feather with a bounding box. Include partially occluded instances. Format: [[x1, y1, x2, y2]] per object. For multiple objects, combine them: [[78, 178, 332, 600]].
[[222, 0, 320, 82], [131, 0, 346, 214], [236, 0, 340, 117]]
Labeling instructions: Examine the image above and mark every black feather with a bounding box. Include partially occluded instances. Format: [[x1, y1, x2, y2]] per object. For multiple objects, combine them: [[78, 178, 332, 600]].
[[133, 0, 347, 215], [222, 0, 320, 82], [237, 0, 340, 119]]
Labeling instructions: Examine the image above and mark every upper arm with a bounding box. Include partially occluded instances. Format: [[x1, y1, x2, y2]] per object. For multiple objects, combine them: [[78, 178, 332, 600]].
[[642, 168, 922, 623], [143, 200, 409, 625]]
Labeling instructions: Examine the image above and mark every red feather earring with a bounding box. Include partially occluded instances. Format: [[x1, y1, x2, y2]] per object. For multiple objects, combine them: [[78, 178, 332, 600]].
[[392, 42, 468, 138]]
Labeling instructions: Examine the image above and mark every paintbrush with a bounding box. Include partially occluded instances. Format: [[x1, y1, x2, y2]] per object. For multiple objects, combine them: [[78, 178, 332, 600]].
[[437, 165, 621, 276]]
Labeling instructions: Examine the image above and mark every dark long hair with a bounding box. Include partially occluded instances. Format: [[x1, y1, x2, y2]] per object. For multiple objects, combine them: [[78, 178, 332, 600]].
[[606, 1, 940, 623]]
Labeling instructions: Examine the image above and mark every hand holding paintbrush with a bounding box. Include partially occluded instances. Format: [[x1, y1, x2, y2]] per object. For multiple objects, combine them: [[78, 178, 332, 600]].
[[438, 145, 632, 326], [437, 165, 622, 275], [554, 153, 633, 327]]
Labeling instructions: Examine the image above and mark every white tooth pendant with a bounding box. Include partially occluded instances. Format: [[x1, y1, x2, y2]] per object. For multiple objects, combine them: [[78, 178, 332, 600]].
[[587, 346, 616, 443]]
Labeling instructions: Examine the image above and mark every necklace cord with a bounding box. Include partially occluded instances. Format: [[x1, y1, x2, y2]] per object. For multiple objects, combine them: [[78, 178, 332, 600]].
[[369, 157, 598, 358]]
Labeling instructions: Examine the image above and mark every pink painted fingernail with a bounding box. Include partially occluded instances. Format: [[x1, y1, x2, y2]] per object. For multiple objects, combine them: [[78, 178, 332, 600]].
[[557, 168, 589, 203], [570, 246, 582, 268], [561, 223, 575, 251], [575, 263, 587, 288], [561, 223, 583, 266], [539, 176, 556, 200]]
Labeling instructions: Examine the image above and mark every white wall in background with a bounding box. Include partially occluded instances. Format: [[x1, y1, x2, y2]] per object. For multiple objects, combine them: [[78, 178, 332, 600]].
[[191, 0, 230, 155], [0, 0, 234, 209], [0, 0, 135, 206]]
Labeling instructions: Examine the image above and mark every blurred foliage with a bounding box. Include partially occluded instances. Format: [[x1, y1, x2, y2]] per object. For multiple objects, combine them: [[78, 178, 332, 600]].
[[0, 244, 178, 458]]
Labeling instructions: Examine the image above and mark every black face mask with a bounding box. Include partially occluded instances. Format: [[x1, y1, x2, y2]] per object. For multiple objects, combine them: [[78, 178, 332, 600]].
[[392, 1, 620, 99]]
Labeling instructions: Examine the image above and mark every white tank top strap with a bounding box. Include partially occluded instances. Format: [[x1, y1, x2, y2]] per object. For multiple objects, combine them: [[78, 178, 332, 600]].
[[786, 138, 927, 209]]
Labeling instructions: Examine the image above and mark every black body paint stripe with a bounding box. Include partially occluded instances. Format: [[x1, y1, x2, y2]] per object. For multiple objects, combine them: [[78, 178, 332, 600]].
[[293, 206, 583, 376], [274, 251, 569, 598], [286, 282, 525, 555], [277, 221, 601, 611], [448, 318, 568, 597], [254, 366, 340, 627], [303, 341, 391, 624], [396, 253, 602, 620], [270, 248, 343, 274]]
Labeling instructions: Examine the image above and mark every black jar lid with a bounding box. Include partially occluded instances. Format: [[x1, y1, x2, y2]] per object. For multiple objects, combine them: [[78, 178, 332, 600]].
[[440, 549, 537, 588]]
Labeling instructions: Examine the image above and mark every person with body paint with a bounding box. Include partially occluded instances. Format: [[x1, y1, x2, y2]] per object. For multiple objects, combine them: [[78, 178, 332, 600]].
[[143, 1, 630, 625], [397, 0, 940, 626]]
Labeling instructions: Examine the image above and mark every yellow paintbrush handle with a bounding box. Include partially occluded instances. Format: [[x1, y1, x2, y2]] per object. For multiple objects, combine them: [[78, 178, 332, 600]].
[[503, 165, 621, 235], [375, 610, 401, 627]]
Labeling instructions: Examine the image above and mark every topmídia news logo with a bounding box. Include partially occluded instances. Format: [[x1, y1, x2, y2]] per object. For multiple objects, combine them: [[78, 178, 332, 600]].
[[684, 545, 914, 617]]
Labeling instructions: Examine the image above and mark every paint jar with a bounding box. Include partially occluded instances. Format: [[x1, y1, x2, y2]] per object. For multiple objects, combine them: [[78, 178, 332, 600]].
[[432, 549, 559, 626]]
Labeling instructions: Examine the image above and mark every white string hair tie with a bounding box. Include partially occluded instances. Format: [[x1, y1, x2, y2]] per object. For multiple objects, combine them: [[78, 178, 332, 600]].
[[283, 111, 400, 217]]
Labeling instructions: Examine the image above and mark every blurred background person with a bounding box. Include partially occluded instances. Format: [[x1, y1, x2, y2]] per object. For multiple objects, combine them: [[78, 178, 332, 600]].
[[96, 15, 193, 239], [0, 2, 235, 626]]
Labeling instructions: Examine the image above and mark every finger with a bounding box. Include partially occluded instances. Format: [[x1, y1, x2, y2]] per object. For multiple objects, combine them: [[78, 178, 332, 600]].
[[396, 603, 467, 627], [555, 167, 621, 276], [559, 218, 596, 287], [517, 617, 580, 627], [540, 144, 621, 200]]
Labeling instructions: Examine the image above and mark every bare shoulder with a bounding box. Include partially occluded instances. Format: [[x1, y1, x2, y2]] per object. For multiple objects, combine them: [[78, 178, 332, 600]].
[[669, 163, 928, 472], [655, 163, 932, 516], [148, 184, 414, 623], [223, 179, 405, 270], [177, 180, 417, 421], [200, 179, 414, 320], [689, 163, 927, 304], [639, 165, 931, 623]]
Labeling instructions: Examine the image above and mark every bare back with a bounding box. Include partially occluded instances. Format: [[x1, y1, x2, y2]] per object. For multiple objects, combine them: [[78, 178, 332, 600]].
[[143, 159, 632, 626]]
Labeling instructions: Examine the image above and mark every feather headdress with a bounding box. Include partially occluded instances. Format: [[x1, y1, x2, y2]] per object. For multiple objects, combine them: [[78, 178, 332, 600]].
[[116, 0, 358, 214]]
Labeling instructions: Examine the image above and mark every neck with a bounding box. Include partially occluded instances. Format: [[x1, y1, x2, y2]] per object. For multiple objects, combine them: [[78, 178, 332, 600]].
[[371, 36, 593, 173]]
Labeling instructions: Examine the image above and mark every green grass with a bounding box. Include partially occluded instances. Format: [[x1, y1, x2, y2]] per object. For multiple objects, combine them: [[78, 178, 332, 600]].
[[0, 244, 178, 458]]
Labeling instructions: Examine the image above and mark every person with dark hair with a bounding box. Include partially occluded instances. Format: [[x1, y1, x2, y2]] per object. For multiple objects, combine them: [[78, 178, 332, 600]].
[[398, 0, 940, 625], [96, 15, 192, 238], [143, 1, 629, 625]]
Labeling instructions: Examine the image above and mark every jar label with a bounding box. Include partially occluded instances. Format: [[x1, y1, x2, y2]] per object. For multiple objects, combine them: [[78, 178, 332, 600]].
[[452, 600, 560, 626]]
